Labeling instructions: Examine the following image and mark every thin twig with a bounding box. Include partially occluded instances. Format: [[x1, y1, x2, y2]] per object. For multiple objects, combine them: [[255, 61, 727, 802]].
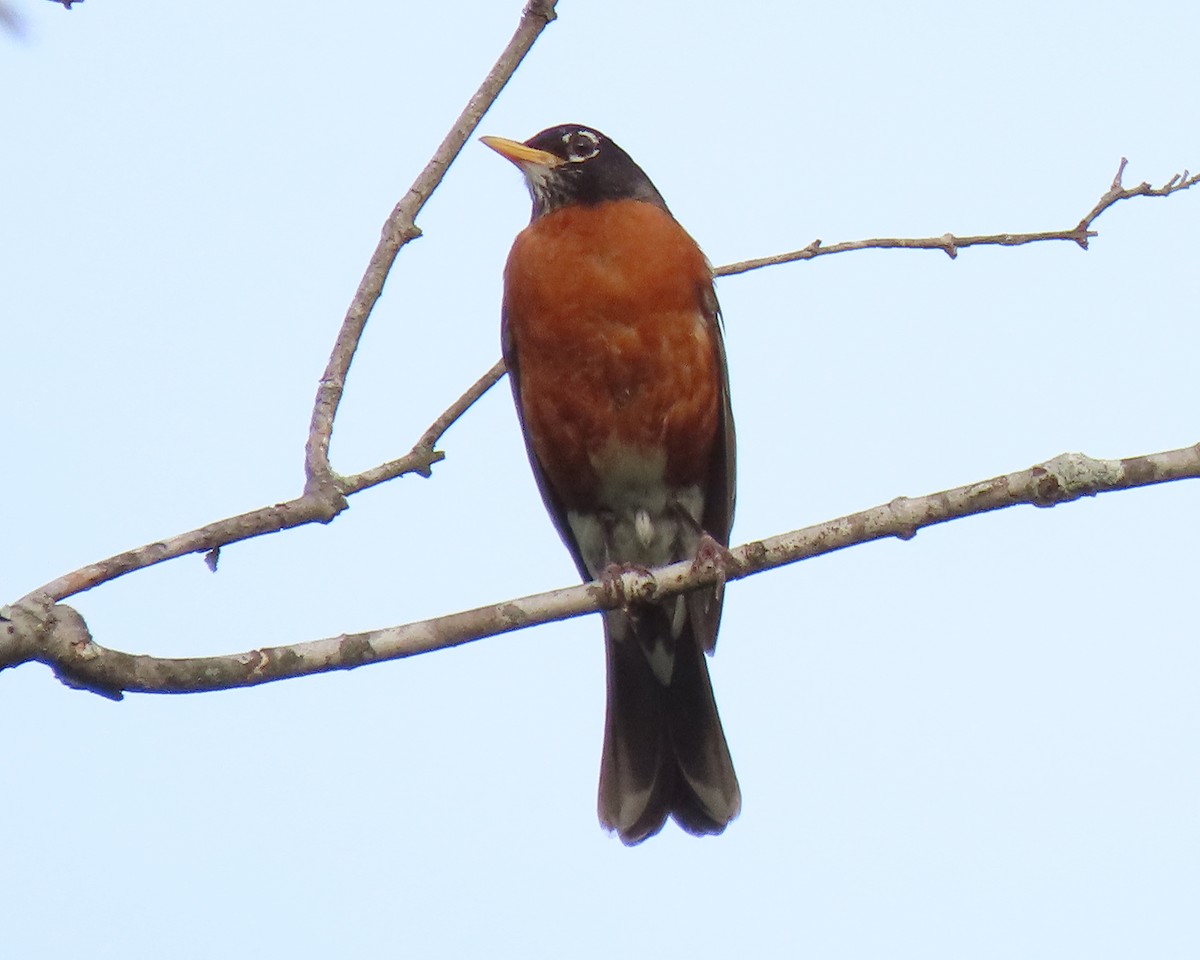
[[715, 159, 1200, 276], [341, 359, 507, 494], [6, 444, 1198, 698]]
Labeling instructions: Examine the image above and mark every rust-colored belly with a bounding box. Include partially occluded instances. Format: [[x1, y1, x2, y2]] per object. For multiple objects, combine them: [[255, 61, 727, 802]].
[[503, 201, 720, 511]]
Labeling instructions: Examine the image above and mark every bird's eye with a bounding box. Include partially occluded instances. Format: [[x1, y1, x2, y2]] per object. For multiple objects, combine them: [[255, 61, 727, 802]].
[[563, 129, 600, 163]]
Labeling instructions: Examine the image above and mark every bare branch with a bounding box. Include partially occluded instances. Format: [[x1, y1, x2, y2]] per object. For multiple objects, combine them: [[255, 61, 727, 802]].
[[7, 444, 1197, 698], [17, 360, 509, 605], [13, 5, 556, 607], [341, 359, 507, 494], [715, 159, 1200, 277], [1071, 157, 1199, 245], [17, 497, 335, 606], [303, 0, 558, 502]]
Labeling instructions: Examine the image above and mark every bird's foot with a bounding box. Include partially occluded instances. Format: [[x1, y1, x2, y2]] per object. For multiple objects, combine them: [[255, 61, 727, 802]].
[[599, 562, 656, 607], [690, 533, 742, 588]]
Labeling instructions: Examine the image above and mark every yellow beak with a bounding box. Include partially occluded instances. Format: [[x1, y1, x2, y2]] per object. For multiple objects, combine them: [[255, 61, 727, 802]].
[[480, 136, 564, 169]]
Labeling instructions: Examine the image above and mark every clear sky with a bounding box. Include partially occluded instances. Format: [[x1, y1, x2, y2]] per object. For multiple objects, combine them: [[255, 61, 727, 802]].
[[3, 2, 1198, 957]]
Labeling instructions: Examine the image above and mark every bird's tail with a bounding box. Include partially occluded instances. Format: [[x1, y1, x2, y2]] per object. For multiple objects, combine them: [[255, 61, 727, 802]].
[[597, 604, 740, 845]]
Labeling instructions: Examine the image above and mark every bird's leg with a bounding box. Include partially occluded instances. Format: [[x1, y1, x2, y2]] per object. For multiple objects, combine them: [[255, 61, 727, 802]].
[[668, 502, 742, 586], [591, 509, 657, 606]]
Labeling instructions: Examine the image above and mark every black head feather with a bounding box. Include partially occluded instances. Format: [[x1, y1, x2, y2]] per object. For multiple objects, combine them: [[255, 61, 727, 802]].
[[492, 124, 668, 221]]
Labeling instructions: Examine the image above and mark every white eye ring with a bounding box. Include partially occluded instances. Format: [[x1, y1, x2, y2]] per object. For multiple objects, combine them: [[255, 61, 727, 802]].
[[563, 129, 600, 163]]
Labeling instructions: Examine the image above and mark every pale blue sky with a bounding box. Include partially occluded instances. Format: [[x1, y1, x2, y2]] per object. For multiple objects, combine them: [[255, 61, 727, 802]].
[[3, 2, 1198, 957]]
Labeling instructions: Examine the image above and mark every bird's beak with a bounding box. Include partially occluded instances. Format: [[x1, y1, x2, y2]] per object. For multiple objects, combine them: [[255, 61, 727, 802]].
[[480, 136, 564, 169]]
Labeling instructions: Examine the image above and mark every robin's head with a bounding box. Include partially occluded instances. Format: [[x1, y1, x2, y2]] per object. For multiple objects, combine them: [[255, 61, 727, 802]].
[[482, 124, 668, 221]]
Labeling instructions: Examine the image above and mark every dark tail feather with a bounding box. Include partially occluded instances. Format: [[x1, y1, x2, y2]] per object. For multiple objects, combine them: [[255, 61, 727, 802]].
[[597, 606, 740, 845]]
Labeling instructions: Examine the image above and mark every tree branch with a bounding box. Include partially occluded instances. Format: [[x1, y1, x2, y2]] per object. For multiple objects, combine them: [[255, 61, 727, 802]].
[[17, 359, 511, 605], [303, 0, 557, 503], [6, 444, 1197, 698], [12, 4, 556, 607], [341, 359, 507, 495], [714, 158, 1200, 276], [11, 153, 1195, 609]]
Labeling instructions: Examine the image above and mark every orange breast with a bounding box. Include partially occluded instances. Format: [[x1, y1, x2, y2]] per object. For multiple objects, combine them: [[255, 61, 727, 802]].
[[503, 200, 721, 510]]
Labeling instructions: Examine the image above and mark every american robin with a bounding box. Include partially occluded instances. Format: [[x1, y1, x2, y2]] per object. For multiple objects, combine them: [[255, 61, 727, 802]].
[[483, 124, 739, 845]]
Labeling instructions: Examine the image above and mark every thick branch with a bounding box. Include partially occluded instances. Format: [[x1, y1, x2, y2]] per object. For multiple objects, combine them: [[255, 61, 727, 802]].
[[6, 444, 1197, 698]]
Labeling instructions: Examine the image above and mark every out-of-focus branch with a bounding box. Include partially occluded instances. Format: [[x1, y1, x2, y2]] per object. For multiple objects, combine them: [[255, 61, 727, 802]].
[[6, 444, 1198, 698], [2, 3, 24, 35], [715, 158, 1199, 277]]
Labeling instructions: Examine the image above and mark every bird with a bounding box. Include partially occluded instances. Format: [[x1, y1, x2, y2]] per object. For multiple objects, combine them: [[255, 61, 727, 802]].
[[483, 124, 740, 845]]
